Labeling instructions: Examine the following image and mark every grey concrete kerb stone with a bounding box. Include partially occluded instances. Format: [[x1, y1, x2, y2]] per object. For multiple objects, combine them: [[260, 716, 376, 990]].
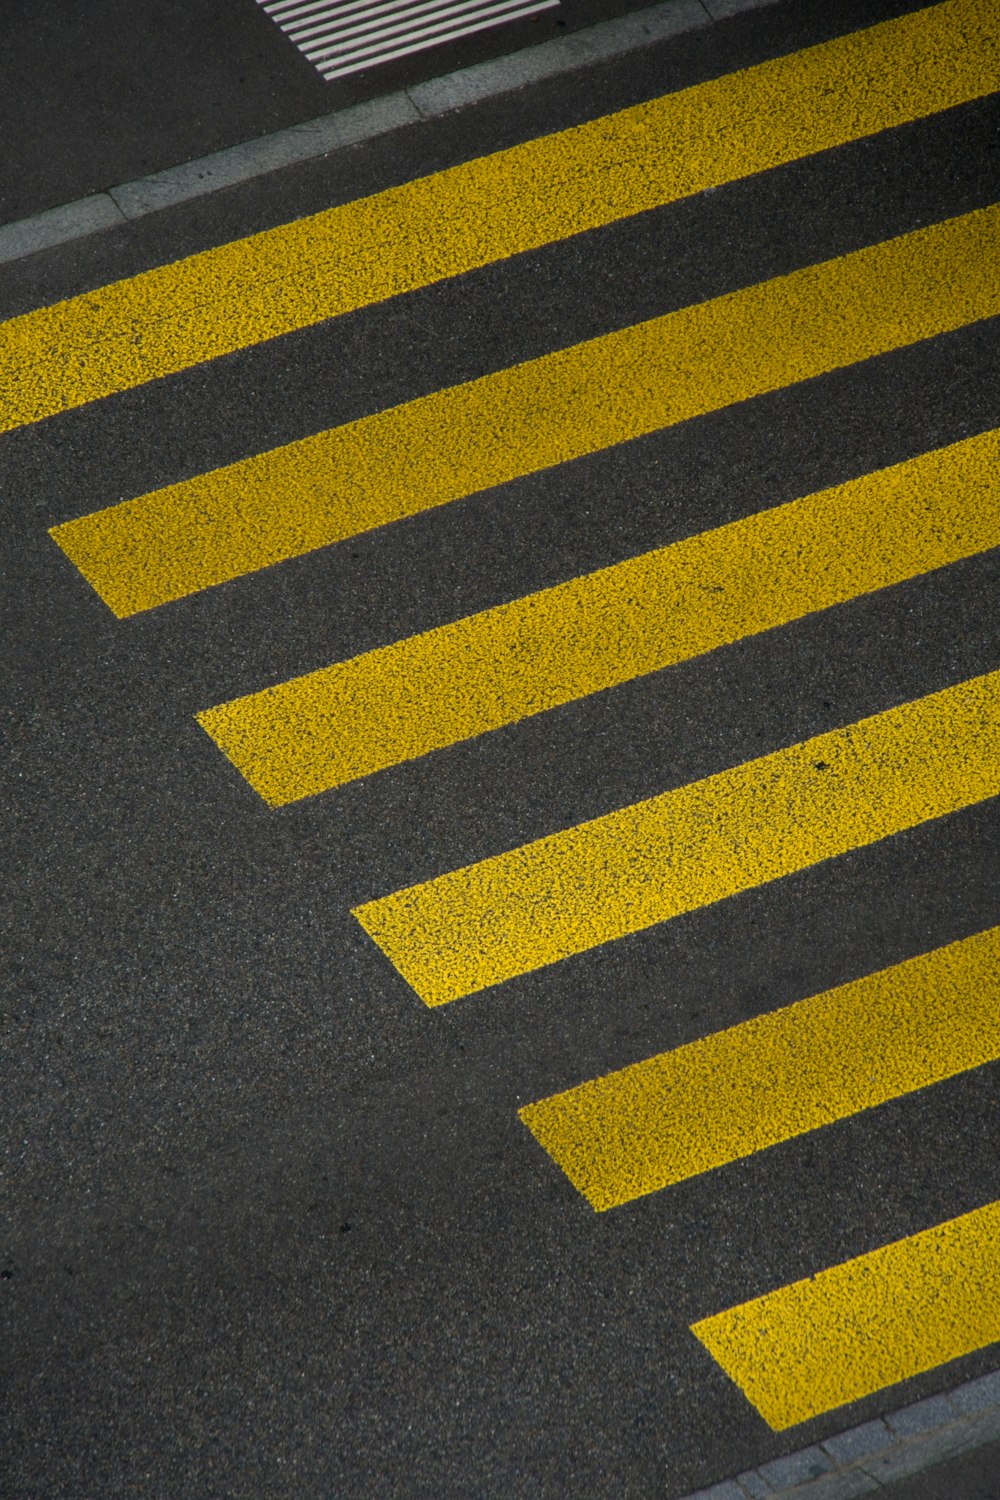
[[683, 1367, 1000, 1499], [0, 0, 780, 265]]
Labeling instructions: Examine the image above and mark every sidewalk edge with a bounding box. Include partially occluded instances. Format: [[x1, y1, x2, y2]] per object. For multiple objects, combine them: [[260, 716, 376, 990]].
[[0, 0, 778, 267], [684, 1366, 1000, 1499]]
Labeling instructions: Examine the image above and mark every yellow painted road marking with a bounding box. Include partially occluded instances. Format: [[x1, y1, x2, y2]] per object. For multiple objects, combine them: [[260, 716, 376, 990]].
[[520, 925, 1000, 1211], [6, 0, 998, 436], [197, 429, 1000, 804], [51, 205, 1000, 617], [354, 669, 1000, 1005], [692, 1199, 1000, 1429]]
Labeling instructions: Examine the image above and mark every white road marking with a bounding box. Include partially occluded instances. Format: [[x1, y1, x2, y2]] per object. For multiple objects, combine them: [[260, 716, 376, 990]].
[[258, 0, 559, 79]]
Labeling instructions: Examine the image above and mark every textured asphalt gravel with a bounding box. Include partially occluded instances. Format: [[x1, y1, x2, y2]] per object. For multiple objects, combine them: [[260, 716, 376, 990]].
[[3, 1, 1000, 1495]]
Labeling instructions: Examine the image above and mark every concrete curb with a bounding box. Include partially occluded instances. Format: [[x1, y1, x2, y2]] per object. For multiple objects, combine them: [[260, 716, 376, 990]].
[[684, 1368, 1000, 1499], [0, 0, 777, 267]]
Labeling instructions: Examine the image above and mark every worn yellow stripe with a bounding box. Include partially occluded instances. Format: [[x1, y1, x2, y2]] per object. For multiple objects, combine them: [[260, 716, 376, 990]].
[[51, 205, 1000, 617], [198, 429, 1000, 804], [521, 926, 1000, 1211], [693, 1200, 1000, 1429], [6, 0, 999, 436], [354, 669, 1000, 1005]]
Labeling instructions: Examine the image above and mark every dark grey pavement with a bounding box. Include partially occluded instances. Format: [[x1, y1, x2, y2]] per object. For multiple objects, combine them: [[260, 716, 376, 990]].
[[3, 1, 1000, 1496], [888, 1443, 1000, 1498], [0, 0, 659, 226]]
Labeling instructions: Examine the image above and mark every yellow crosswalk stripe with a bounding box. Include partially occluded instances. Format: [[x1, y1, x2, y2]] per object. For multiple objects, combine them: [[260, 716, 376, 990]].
[[6, 0, 998, 436], [692, 1199, 1000, 1429], [19, 0, 1000, 1441], [520, 925, 1000, 1211], [354, 668, 1000, 1005], [52, 205, 1000, 618], [197, 429, 1000, 803]]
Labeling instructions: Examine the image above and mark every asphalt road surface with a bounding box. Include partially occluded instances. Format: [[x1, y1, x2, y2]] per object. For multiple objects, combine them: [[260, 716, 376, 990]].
[[3, 0, 1000, 1495]]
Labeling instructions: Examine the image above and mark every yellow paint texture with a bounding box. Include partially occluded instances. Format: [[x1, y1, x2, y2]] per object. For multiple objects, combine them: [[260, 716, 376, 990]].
[[354, 669, 1000, 1004], [198, 429, 1000, 803], [520, 925, 1000, 1210], [692, 1199, 1000, 1429], [5, 0, 998, 435], [51, 205, 1000, 616]]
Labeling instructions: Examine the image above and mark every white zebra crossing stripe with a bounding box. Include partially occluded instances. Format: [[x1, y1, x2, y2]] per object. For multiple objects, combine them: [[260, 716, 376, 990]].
[[257, 0, 559, 80]]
